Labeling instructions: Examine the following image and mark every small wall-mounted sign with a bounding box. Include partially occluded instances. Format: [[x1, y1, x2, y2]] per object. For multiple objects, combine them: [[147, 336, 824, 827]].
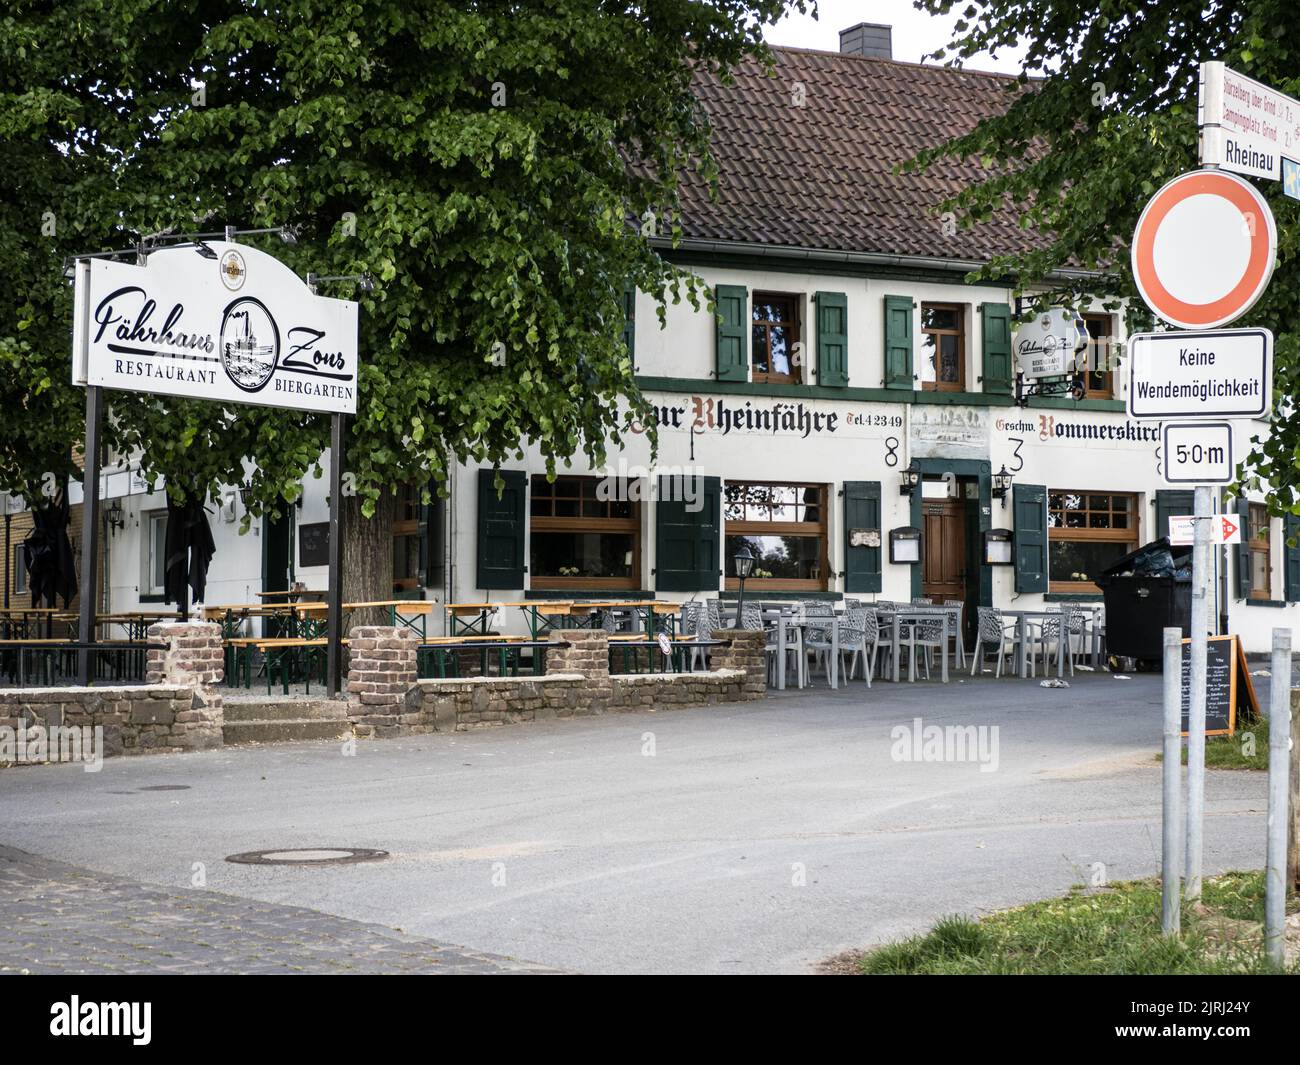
[[889, 526, 922, 564], [850, 528, 881, 548], [983, 528, 1014, 566]]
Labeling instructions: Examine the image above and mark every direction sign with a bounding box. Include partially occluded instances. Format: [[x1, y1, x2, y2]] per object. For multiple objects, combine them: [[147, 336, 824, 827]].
[[1168, 513, 1242, 546], [1131, 169, 1276, 329], [1161, 422, 1234, 485], [1199, 61, 1300, 181], [1127, 328, 1271, 421]]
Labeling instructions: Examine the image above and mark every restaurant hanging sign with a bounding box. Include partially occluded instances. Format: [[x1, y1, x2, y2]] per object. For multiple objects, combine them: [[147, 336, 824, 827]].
[[71, 242, 358, 414]]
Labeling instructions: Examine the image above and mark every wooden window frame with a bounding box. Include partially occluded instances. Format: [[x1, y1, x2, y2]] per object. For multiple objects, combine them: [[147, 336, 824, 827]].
[[1082, 313, 1114, 399], [750, 292, 802, 386], [529, 475, 640, 590], [1047, 490, 1138, 594], [723, 481, 828, 592], [146, 510, 168, 596], [1249, 503, 1272, 601], [920, 302, 966, 393], [392, 485, 422, 591]]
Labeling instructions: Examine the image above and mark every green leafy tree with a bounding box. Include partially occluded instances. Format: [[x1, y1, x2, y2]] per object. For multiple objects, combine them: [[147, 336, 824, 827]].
[[913, 0, 1300, 505], [2, 0, 806, 605]]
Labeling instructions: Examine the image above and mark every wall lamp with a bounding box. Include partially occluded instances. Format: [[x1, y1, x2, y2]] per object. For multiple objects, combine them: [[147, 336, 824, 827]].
[[105, 498, 125, 536], [992, 464, 1015, 508], [899, 462, 921, 497]]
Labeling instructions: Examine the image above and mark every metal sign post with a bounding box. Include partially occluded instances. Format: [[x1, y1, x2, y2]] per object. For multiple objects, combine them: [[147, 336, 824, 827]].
[[1184, 486, 1212, 900], [326, 413, 345, 697], [1265, 628, 1293, 967], [1161, 627, 1183, 935], [76, 385, 103, 685]]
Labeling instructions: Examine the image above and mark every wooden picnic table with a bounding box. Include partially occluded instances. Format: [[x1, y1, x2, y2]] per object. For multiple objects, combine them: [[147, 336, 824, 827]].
[[255, 589, 325, 600]]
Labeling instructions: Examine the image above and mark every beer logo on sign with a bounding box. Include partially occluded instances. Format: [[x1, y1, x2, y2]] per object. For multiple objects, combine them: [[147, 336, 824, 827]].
[[219, 249, 247, 291], [220, 297, 280, 392]]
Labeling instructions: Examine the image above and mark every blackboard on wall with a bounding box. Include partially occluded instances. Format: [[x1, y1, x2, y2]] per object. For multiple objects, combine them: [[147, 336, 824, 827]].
[[1179, 635, 1260, 737], [298, 522, 330, 568]]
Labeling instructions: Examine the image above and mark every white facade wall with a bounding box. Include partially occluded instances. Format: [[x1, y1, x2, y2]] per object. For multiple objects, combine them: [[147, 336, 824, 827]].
[[66, 264, 1299, 652]]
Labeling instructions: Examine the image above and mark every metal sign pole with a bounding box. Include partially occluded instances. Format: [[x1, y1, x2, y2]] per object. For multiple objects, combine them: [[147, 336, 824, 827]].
[[76, 385, 103, 685], [326, 412, 345, 696], [1161, 626, 1183, 935], [1185, 485, 1212, 900], [1265, 627, 1292, 967]]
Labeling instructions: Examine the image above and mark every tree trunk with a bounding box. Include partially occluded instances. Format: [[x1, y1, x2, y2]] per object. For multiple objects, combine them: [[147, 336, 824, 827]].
[[342, 492, 394, 631]]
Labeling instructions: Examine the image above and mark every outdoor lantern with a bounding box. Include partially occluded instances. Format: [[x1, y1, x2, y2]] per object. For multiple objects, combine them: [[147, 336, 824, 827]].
[[899, 462, 921, 497], [105, 498, 125, 537], [732, 544, 755, 628], [991, 464, 1014, 507], [983, 528, 1014, 566], [889, 526, 922, 564]]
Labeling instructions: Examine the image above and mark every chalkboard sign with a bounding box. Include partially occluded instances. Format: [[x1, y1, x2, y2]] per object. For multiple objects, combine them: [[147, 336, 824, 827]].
[[1179, 635, 1260, 737], [298, 522, 330, 568]]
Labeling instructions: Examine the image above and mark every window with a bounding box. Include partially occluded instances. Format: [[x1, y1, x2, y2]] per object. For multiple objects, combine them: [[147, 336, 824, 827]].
[[920, 303, 965, 391], [1249, 503, 1272, 600], [146, 511, 168, 595], [1083, 314, 1114, 399], [529, 475, 639, 589], [1047, 491, 1137, 592], [751, 293, 801, 384], [13, 544, 27, 595], [393, 486, 422, 592], [724, 481, 827, 591]]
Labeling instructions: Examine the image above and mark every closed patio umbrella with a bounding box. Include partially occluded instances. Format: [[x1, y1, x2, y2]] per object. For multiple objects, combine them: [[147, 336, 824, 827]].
[[24, 491, 77, 609], [163, 495, 217, 613]]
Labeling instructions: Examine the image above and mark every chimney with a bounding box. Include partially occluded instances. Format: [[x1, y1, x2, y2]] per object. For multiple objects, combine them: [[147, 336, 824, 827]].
[[838, 22, 892, 61]]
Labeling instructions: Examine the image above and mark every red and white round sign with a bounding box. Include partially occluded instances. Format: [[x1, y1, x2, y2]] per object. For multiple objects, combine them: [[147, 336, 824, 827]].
[[1131, 169, 1276, 329]]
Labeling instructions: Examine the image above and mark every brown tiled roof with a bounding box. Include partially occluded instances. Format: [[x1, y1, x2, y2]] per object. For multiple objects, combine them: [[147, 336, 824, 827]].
[[678, 46, 1044, 264]]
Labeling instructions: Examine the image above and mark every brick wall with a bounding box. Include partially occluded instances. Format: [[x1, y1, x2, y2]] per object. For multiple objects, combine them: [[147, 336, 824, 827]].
[[346, 626, 418, 738]]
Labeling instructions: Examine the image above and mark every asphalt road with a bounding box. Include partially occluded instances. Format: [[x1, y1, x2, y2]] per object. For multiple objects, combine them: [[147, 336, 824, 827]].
[[0, 671, 1272, 974]]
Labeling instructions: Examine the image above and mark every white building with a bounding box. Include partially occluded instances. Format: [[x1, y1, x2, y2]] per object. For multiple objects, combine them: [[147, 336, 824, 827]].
[[39, 24, 1300, 653]]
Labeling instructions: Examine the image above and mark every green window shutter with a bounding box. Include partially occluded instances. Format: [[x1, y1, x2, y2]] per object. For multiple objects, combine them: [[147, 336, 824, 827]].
[[883, 295, 914, 390], [1235, 495, 1251, 600], [980, 302, 1013, 395], [476, 469, 526, 590], [843, 481, 882, 593], [814, 291, 848, 387], [1284, 514, 1300, 602], [621, 285, 635, 363], [714, 285, 748, 382], [654, 475, 720, 591], [1012, 483, 1048, 593], [1154, 489, 1193, 539]]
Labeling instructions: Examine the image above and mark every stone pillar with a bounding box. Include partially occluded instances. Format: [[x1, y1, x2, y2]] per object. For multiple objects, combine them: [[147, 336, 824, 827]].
[[144, 621, 224, 749], [711, 629, 767, 699], [346, 626, 418, 737], [546, 630, 610, 712]]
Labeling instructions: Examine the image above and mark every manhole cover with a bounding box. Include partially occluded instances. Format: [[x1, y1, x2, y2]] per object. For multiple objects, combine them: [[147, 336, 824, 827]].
[[225, 848, 389, 866], [139, 785, 191, 792]]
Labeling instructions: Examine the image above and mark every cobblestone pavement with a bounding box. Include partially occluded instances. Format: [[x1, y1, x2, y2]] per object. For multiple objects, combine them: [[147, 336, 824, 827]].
[[0, 846, 555, 974]]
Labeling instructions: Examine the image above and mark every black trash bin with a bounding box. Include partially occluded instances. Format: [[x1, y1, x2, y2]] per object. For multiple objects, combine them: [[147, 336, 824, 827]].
[[1093, 537, 1193, 667]]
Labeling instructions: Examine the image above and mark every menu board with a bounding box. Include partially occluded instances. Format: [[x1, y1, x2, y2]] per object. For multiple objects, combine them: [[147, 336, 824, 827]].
[[1179, 634, 1260, 737], [298, 522, 330, 568]]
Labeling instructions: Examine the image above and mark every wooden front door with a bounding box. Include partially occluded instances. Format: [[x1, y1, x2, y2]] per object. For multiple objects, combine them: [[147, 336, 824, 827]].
[[923, 500, 967, 601]]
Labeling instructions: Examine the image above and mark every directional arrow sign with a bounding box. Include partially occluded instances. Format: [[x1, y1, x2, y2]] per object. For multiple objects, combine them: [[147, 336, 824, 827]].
[[1128, 328, 1271, 420], [1169, 514, 1243, 546], [1162, 422, 1234, 485]]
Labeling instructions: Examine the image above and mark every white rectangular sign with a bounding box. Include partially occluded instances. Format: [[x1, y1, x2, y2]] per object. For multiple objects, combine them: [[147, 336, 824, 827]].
[[1162, 422, 1234, 485], [1127, 328, 1271, 421], [73, 242, 358, 414], [1199, 61, 1300, 180], [1168, 513, 1243, 546]]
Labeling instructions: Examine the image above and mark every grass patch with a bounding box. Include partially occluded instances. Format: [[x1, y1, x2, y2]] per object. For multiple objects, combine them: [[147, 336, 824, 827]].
[[1153, 715, 1270, 771], [859, 872, 1299, 975]]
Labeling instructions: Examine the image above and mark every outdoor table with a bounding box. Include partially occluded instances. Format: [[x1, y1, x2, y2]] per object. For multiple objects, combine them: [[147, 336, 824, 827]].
[[419, 634, 530, 677], [877, 607, 951, 683], [770, 614, 841, 690], [608, 634, 724, 674], [293, 599, 437, 637], [999, 609, 1082, 679], [445, 601, 505, 637], [255, 589, 324, 601], [509, 601, 580, 639]]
